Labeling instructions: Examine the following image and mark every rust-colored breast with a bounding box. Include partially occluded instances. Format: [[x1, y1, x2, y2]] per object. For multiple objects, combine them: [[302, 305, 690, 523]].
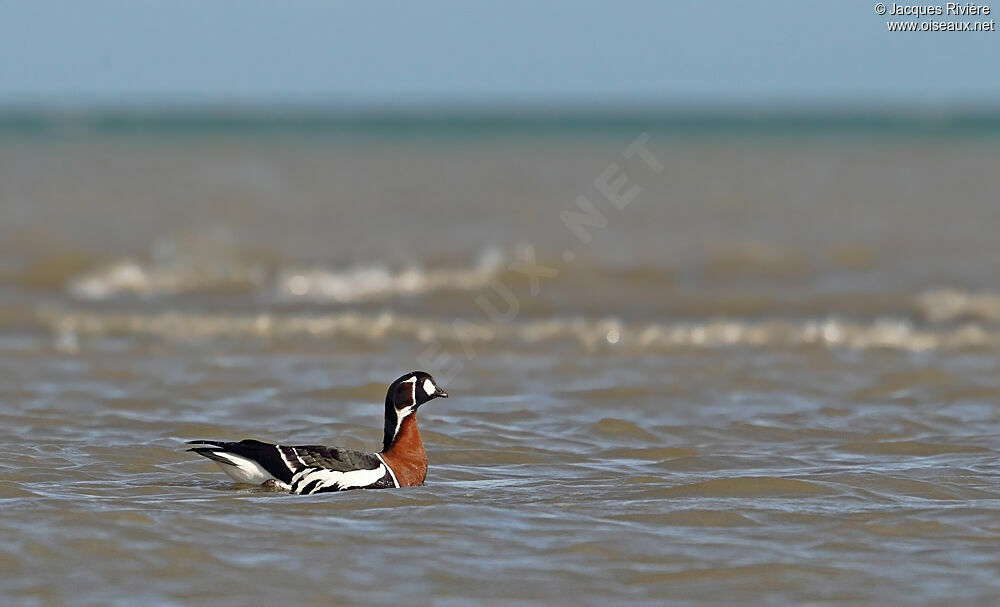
[[380, 414, 427, 487]]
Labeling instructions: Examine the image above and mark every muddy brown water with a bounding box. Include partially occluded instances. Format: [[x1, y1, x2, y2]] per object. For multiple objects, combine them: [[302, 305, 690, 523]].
[[1, 126, 999, 606]]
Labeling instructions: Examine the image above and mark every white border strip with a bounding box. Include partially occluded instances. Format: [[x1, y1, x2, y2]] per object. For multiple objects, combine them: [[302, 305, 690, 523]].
[[374, 453, 400, 488]]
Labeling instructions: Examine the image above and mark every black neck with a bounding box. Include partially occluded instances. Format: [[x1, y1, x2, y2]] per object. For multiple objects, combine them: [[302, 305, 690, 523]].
[[382, 397, 400, 452]]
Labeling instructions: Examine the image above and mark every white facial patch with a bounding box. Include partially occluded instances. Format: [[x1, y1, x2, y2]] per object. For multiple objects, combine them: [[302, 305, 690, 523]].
[[423, 378, 436, 396]]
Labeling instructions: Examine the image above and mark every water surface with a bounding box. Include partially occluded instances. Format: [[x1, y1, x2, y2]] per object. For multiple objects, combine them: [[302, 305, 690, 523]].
[[1, 119, 999, 606]]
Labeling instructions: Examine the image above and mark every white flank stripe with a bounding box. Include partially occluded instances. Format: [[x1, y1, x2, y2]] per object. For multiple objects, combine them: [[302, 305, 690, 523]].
[[291, 465, 388, 494], [278, 446, 298, 472], [374, 454, 400, 488], [336, 465, 388, 489]]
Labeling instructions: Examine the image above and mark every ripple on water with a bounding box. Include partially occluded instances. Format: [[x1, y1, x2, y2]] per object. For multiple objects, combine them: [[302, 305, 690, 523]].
[[647, 476, 836, 499], [2, 317, 1000, 606], [599, 446, 700, 460], [612, 510, 759, 527], [589, 418, 660, 442], [838, 440, 991, 457]]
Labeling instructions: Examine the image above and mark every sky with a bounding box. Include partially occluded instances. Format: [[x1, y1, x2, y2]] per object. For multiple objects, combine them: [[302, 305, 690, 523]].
[[1, 0, 998, 109]]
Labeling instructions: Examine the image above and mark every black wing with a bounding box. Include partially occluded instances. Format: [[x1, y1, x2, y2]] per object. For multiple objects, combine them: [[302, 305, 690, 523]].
[[186, 439, 384, 486], [187, 439, 298, 483], [281, 445, 394, 493], [282, 444, 384, 472]]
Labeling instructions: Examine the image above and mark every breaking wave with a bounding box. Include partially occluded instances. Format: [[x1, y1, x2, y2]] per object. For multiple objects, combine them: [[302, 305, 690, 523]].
[[56, 231, 1000, 328], [915, 289, 1000, 323], [69, 259, 268, 300], [274, 249, 505, 302], [37, 308, 1000, 353], [68, 246, 508, 303], [67, 255, 1000, 329]]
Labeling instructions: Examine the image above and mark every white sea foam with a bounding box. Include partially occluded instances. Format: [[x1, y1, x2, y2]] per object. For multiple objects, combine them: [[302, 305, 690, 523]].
[[67, 246, 507, 303], [37, 308, 1000, 353], [916, 289, 1000, 323], [68, 230, 268, 300], [274, 248, 505, 302], [69, 259, 268, 300]]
